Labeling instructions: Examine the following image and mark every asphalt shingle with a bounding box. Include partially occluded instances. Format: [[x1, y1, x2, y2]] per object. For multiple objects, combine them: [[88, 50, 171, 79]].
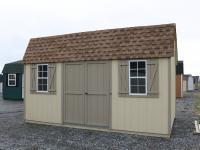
[[23, 24, 177, 64]]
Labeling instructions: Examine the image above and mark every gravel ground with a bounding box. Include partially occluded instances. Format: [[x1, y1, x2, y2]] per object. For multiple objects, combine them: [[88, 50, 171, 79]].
[[0, 94, 23, 114], [0, 92, 200, 150]]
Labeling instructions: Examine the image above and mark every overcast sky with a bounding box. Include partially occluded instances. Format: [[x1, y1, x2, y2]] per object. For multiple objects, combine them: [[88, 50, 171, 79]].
[[0, 0, 199, 75]]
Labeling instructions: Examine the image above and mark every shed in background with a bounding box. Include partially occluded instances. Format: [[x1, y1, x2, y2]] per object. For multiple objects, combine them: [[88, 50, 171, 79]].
[[183, 74, 194, 92], [176, 61, 184, 98], [0, 74, 3, 93], [193, 76, 199, 90], [183, 75, 187, 92], [2, 60, 24, 100]]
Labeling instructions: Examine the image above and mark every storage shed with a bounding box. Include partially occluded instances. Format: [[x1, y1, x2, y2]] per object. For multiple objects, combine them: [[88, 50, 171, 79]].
[[0, 74, 3, 93], [176, 61, 184, 98], [193, 76, 199, 90], [2, 60, 24, 100], [183, 74, 194, 91], [23, 24, 177, 137], [183, 76, 187, 92]]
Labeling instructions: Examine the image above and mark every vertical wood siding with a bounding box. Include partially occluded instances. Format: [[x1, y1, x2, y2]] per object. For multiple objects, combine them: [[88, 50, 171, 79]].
[[112, 59, 170, 135], [170, 57, 176, 128], [25, 64, 62, 123], [176, 74, 183, 98]]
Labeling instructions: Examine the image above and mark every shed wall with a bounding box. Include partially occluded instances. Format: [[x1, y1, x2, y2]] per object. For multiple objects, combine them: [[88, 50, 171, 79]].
[[194, 79, 198, 90], [188, 76, 194, 91], [183, 79, 187, 92], [3, 73, 23, 100], [25, 64, 62, 124], [176, 75, 183, 98], [25, 59, 174, 136], [0, 83, 2, 93], [170, 57, 176, 128], [111, 58, 170, 135]]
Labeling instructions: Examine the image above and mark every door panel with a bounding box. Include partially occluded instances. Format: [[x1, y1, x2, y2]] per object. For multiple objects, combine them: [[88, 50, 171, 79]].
[[85, 62, 110, 127], [86, 95, 109, 126], [64, 61, 110, 127], [64, 63, 84, 124]]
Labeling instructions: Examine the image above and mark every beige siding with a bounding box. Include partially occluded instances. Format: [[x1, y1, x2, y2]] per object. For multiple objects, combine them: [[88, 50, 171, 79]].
[[111, 59, 170, 135], [25, 63, 62, 124], [24, 59, 175, 136], [170, 57, 176, 127]]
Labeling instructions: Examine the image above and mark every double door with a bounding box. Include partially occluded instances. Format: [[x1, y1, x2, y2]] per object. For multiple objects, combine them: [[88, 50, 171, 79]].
[[64, 61, 110, 127]]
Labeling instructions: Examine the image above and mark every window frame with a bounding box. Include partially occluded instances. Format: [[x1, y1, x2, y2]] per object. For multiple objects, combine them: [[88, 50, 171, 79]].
[[37, 64, 48, 93], [128, 60, 147, 96], [8, 74, 16, 87]]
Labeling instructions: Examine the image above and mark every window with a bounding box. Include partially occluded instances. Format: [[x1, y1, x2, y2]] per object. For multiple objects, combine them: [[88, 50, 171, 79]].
[[8, 74, 16, 86], [129, 60, 147, 95], [37, 64, 48, 92]]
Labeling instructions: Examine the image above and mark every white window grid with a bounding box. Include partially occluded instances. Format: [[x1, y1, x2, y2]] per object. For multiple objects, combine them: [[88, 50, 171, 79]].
[[129, 60, 147, 96], [8, 74, 16, 86], [37, 64, 48, 92]]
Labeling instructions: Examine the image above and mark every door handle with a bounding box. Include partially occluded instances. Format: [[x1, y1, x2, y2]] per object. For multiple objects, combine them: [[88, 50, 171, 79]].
[[85, 92, 88, 95]]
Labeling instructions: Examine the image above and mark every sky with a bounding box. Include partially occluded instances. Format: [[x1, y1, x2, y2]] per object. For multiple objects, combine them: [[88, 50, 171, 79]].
[[0, 0, 199, 75]]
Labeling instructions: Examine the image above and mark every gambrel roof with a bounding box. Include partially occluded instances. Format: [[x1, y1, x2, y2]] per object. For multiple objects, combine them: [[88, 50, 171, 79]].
[[23, 23, 177, 64], [2, 60, 24, 73]]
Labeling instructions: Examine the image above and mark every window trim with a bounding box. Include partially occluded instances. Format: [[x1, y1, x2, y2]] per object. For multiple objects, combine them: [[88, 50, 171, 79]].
[[128, 60, 147, 96], [8, 74, 16, 87], [37, 64, 48, 93]]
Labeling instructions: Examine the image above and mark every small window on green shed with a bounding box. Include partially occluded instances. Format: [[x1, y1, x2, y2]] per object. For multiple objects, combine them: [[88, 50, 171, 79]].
[[8, 74, 16, 86]]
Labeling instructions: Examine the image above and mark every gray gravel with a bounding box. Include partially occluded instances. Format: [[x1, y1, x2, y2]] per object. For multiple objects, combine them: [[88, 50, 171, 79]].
[[0, 92, 200, 150]]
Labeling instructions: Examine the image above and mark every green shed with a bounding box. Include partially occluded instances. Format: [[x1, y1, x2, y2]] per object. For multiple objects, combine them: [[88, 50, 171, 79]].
[[2, 60, 24, 100], [0, 74, 3, 93]]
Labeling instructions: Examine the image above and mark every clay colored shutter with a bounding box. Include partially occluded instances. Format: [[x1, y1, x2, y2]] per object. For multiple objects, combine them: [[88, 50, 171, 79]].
[[147, 59, 159, 96], [48, 64, 56, 93], [30, 64, 37, 92], [118, 60, 129, 96]]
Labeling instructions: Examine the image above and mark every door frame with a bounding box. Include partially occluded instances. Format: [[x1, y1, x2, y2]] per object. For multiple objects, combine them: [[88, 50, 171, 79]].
[[62, 61, 112, 129]]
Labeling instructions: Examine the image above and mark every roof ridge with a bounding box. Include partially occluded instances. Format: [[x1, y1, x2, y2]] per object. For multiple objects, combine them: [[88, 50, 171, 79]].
[[30, 23, 176, 40], [6, 60, 23, 65]]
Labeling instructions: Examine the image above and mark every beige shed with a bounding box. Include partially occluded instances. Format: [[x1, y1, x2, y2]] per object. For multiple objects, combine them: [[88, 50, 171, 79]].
[[23, 23, 177, 138]]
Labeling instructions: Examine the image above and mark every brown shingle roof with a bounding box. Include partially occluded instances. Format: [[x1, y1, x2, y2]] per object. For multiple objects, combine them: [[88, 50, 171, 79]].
[[23, 23, 177, 64]]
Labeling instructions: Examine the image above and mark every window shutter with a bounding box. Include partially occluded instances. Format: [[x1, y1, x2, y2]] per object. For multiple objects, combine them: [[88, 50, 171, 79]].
[[30, 64, 37, 92], [147, 59, 159, 95], [118, 60, 129, 96], [48, 63, 56, 93]]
